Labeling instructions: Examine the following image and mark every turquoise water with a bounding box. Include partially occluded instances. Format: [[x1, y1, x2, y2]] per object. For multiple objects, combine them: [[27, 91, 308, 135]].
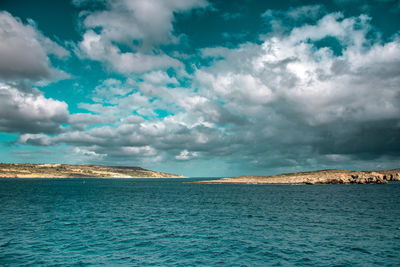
[[0, 178, 399, 266]]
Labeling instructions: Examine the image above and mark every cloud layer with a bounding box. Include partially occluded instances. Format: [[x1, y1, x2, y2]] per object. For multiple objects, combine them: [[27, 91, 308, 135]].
[[1, 1, 399, 176], [69, 10, 400, 173]]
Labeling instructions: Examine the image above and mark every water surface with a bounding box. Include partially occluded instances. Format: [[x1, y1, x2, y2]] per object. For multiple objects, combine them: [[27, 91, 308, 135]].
[[0, 178, 399, 266]]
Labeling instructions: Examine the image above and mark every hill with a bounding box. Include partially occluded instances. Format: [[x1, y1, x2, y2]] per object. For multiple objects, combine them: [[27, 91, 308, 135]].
[[0, 163, 186, 178]]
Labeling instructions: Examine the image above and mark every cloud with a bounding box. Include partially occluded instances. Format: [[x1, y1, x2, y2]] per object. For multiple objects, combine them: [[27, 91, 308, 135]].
[[142, 71, 179, 85], [0, 11, 69, 82], [0, 83, 69, 134], [12, 6, 400, 175], [190, 11, 400, 167], [196, 71, 274, 106], [262, 5, 325, 33], [80, 0, 208, 47], [262, 4, 324, 21], [71, 147, 106, 161], [16, 103, 227, 164], [333, 0, 400, 13], [71, 0, 107, 8], [79, 30, 182, 73], [77, 0, 208, 73], [68, 113, 110, 130], [90, 78, 135, 103], [175, 149, 198, 160], [18, 133, 52, 146]]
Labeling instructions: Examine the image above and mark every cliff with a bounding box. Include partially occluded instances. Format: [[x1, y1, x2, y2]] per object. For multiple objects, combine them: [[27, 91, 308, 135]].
[[0, 163, 186, 178], [194, 169, 400, 185]]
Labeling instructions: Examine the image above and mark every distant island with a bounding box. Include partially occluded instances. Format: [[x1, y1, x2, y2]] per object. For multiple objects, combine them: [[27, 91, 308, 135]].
[[0, 163, 186, 178], [194, 169, 400, 185]]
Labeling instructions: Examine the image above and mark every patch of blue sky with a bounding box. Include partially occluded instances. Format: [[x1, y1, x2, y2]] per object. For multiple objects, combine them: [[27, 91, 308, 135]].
[[312, 36, 344, 56], [0, 132, 18, 142], [0, 142, 68, 164], [129, 110, 150, 121], [0, 0, 81, 41], [154, 109, 175, 119]]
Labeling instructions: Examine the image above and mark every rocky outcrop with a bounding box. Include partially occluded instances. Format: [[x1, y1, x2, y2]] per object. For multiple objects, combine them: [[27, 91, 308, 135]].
[[305, 171, 390, 184], [194, 169, 400, 185]]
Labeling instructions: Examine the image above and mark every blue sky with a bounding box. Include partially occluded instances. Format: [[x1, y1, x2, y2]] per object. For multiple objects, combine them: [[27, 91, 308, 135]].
[[0, 0, 399, 177]]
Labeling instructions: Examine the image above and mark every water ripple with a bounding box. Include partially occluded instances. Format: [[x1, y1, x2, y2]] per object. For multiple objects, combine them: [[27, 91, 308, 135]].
[[0, 179, 399, 266]]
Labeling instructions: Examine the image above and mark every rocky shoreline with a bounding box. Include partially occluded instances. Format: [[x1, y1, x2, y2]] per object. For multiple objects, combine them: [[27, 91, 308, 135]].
[[194, 169, 400, 185], [0, 163, 186, 178]]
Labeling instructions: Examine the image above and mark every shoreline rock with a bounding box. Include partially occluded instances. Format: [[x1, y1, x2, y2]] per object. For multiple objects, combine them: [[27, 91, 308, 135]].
[[194, 169, 400, 185]]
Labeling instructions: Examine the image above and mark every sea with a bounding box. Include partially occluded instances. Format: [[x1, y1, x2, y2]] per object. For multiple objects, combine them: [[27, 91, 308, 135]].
[[0, 178, 399, 266]]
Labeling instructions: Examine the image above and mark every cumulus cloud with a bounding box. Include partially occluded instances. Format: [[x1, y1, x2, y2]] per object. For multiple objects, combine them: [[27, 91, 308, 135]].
[[68, 113, 110, 130], [18, 133, 52, 146], [90, 78, 135, 103], [72, 147, 106, 161], [191, 11, 400, 165], [175, 149, 198, 160], [77, 0, 208, 73], [79, 30, 182, 73], [142, 71, 179, 85], [16, 105, 227, 165], [0, 11, 69, 82], [0, 83, 69, 134], [13, 6, 400, 175]]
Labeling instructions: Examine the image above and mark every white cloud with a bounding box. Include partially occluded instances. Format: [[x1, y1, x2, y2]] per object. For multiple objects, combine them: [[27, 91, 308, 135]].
[[79, 30, 182, 73], [68, 113, 110, 130], [77, 0, 208, 73], [18, 133, 52, 146], [175, 149, 198, 160], [0, 82, 69, 133], [186, 11, 400, 167], [196, 71, 274, 106], [0, 11, 69, 81], [142, 71, 179, 85], [91, 78, 134, 103], [196, 13, 400, 126], [81, 0, 208, 46], [119, 146, 156, 157], [72, 147, 106, 161]]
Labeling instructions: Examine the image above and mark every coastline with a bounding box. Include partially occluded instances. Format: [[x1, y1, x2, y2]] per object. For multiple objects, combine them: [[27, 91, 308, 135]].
[[0, 163, 186, 179], [193, 169, 400, 185]]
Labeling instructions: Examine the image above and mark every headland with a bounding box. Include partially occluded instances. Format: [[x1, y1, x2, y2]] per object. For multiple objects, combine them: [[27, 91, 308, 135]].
[[0, 163, 186, 178], [194, 169, 400, 185]]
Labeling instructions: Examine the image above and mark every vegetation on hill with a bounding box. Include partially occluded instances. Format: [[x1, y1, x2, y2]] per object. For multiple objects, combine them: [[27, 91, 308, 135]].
[[0, 163, 186, 178]]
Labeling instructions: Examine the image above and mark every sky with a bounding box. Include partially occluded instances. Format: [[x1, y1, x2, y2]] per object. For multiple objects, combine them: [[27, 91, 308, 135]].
[[0, 0, 399, 177]]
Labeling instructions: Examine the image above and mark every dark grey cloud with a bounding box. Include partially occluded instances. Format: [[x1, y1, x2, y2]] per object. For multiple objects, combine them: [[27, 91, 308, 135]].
[[0, 11, 69, 82], [314, 120, 400, 157]]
